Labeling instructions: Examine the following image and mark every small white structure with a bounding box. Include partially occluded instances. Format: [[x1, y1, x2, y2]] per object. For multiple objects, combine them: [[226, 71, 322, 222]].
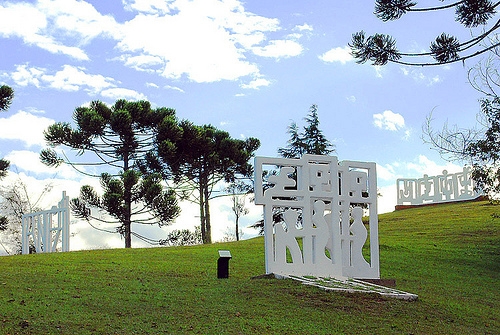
[[397, 167, 480, 206], [21, 191, 70, 254], [254, 155, 379, 280]]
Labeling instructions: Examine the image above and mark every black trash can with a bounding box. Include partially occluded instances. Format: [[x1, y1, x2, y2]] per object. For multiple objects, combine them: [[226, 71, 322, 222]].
[[217, 250, 232, 279]]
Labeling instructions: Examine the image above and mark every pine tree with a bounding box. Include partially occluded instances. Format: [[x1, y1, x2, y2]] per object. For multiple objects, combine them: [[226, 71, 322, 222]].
[[0, 85, 14, 180], [40, 99, 180, 248], [350, 0, 499, 66], [149, 119, 260, 244], [278, 104, 335, 158]]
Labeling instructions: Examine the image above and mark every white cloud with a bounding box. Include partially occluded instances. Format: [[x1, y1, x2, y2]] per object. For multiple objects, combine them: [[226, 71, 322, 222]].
[[146, 82, 159, 89], [241, 78, 271, 90], [3, 0, 302, 84], [405, 155, 462, 177], [400, 67, 442, 86], [118, 12, 259, 82], [9, 64, 147, 100], [5, 150, 80, 179], [101, 88, 147, 101], [252, 39, 304, 58], [121, 55, 164, 73], [117, 0, 286, 83], [0, 0, 119, 61], [377, 163, 397, 182], [295, 23, 313, 31], [373, 110, 405, 131], [11, 65, 45, 88], [377, 183, 397, 214], [0, 111, 54, 147], [122, 0, 173, 14], [319, 46, 353, 64], [11, 64, 116, 94], [164, 85, 185, 93], [346, 95, 356, 103], [41, 65, 116, 93]]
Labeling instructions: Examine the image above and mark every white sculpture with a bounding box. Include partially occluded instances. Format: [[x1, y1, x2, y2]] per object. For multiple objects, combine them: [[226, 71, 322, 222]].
[[397, 167, 480, 206], [254, 155, 379, 280], [21, 191, 70, 254]]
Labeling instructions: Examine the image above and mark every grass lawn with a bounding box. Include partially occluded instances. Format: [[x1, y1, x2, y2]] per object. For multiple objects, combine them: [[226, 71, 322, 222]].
[[0, 200, 499, 334]]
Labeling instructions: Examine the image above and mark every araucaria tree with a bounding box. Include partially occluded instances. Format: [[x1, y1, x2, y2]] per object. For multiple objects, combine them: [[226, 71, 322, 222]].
[[150, 119, 260, 244], [0, 85, 14, 233], [40, 100, 180, 248], [351, 2, 500, 197], [0, 85, 14, 180], [350, 0, 500, 66]]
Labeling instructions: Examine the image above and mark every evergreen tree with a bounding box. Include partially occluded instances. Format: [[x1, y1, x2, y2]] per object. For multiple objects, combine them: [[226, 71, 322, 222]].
[[251, 105, 335, 235], [0, 85, 14, 232], [148, 119, 260, 244], [278, 104, 335, 158], [0, 85, 14, 180], [40, 99, 180, 248], [350, 0, 499, 66]]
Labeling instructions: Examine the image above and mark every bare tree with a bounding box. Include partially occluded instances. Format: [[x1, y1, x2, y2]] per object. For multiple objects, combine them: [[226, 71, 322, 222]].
[[225, 181, 250, 241], [0, 177, 52, 254]]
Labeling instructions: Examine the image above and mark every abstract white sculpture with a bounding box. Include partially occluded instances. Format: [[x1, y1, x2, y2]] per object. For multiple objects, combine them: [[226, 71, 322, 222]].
[[21, 191, 70, 254], [397, 167, 480, 206], [254, 155, 379, 279]]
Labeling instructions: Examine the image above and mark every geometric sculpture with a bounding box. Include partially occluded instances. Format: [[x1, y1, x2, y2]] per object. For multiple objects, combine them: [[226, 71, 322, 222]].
[[254, 155, 379, 279], [397, 166, 481, 206], [21, 191, 70, 254]]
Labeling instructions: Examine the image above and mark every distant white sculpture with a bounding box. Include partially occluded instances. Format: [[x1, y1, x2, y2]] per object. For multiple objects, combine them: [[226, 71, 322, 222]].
[[397, 167, 481, 206], [254, 155, 379, 280], [21, 191, 70, 254]]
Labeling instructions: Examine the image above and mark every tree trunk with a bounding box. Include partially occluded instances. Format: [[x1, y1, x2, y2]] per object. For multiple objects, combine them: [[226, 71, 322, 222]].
[[124, 154, 132, 248], [199, 181, 207, 244], [198, 171, 212, 244], [124, 220, 132, 248], [235, 215, 239, 241], [204, 182, 211, 244]]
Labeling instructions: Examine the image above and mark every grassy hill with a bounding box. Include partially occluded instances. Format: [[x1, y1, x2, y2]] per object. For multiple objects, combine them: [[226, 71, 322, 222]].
[[1, 200, 499, 334]]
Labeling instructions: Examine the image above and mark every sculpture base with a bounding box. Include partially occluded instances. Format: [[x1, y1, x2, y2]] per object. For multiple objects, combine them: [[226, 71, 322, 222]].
[[266, 274, 418, 301]]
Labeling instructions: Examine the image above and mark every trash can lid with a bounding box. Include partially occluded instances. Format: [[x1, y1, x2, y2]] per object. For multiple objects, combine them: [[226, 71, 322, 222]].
[[218, 250, 232, 258]]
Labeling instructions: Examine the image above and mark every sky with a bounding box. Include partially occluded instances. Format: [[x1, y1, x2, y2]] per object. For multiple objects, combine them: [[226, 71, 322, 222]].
[[0, 0, 491, 252]]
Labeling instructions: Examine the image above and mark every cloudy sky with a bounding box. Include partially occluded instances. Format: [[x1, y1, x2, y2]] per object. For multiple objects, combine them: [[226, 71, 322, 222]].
[[0, 0, 489, 251]]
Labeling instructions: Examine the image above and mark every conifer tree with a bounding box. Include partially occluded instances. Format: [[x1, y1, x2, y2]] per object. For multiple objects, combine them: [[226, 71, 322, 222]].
[[278, 104, 335, 158], [0, 85, 14, 180], [350, 0, 499, 66], [147, 119, 260, 244], [40, 99, 180, 248], [0, 85, 14, 232]]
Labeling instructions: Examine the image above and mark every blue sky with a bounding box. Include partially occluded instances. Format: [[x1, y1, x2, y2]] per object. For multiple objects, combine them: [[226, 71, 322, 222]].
[[0, 0, 489, 250]]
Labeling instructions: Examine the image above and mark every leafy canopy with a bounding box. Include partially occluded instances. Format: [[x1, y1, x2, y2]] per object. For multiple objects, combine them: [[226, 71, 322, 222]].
[[0, 86, 13, 180], [278, 104, 335, 158], [149, 118, 260, 244], [350, 0, 500, 66], [40, 99, 180, 248]]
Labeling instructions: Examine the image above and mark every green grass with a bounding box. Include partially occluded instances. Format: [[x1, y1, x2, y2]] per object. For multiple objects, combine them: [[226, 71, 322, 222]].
[[1, 200, 499, 334]]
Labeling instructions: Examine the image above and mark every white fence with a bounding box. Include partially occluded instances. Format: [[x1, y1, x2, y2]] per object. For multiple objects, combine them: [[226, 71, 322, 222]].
[[21, 191, 70, 254], [397, 167, 480, 206], [254, 155, 379, 280]]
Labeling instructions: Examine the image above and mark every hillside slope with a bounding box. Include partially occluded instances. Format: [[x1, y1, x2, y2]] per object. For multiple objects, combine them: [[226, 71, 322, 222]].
[[0, 200, 499, 334]]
